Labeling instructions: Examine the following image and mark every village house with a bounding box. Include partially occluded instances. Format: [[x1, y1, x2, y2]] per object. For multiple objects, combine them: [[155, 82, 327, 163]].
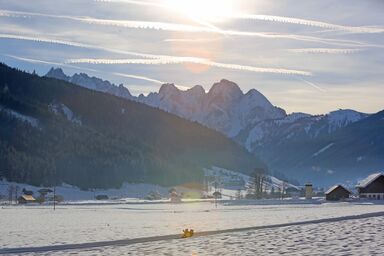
[[18, 194, 36, 204], [325, 185, 351, 201], [169, 188, 182, 203], [356, 173, 384, 200]]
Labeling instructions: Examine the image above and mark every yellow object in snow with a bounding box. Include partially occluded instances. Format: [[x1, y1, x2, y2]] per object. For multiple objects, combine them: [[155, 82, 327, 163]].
[[182, 229, 194, 238]]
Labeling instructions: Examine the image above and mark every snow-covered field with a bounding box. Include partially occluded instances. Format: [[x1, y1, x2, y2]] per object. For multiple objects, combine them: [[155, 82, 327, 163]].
[[1, 201, 384, 255], [42, 215, 382, 256]]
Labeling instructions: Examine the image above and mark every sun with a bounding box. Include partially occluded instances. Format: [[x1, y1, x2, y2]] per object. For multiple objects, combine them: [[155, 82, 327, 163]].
[[163, 0, 237, 22]]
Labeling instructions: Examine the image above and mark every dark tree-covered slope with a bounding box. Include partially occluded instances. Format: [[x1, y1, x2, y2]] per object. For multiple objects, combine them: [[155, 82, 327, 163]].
[[0, 63, 264, 189]]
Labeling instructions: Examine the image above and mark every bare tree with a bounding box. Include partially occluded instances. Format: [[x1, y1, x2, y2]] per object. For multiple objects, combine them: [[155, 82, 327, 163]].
[[281, 180, 287, 200], [236, 189, 242, 200], [247, 168, 267, 199], [14, 185, 19, 203], [7, 184, 14, 204]]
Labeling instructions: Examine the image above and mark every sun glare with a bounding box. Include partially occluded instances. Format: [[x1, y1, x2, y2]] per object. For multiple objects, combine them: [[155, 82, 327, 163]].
[[164, 0, 237, 22]]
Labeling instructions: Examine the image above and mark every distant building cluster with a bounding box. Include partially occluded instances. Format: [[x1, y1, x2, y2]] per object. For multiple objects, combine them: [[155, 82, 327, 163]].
[[1, 172, 383, 204], [325, 173, 384, 201]]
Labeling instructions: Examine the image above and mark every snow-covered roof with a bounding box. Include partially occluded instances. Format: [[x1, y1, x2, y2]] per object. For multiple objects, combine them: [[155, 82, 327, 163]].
[[325, 184, 351, 195], [356, 173, 384, 188], [20, 195, 36, 201]]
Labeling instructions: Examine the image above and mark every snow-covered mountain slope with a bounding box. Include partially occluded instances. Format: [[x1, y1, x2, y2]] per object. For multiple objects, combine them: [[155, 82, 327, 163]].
[[0, 105, 39, 128], [46, 68, 369, 143], [46, 69, 286, 137], [45, 68, 383, 186], [245, 110, 384, 186], [2, 64, 265, 189], [140, 79, 286, 136], [240, 109, 369, 151]]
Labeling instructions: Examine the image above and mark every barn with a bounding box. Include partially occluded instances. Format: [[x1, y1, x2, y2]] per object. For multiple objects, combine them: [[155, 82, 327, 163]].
[[18, 195, 36, 204], [356, 173, 384, 200], [325, 185, 351, 201]]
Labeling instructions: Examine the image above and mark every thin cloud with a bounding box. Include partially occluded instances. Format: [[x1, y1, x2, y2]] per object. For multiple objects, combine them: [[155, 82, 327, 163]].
[[0, 33, 170, 59], [113, 72, 190, 90], [96, 0, 384, 34], [0, 9, 213, 33], [95, 0, 165, 8], [3, 54, 190, 91], [66, 57, 207, 65], [295, 76, 325, 92], [163, 38, 221, 43], [231, 14, 384, 34], [0, 9, 372, 47], [3, 54, 98, 73], [289, 48, 363, 54], [0, 33, 91, 48], [113, 72, 164, 84], [66, 57, 312, 76]]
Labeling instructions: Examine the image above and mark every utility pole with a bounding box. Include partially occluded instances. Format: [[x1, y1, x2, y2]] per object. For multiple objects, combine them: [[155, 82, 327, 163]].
[[8, 184, 14, 205], [15, 185, 19, 204], [53, 185, 56, 211], [214, 181, 217, 208]]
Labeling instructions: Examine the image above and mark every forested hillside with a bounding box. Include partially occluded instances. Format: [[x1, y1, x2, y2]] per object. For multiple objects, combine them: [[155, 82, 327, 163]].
[[0, 64, 264, 189]]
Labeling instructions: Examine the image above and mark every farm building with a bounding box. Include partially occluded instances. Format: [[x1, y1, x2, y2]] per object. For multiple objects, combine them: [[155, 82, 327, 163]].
[[18, 195, 36, 204], [325, 185, 351, 201], [95, 195, 109, 200], [356, 173, 384, 200]]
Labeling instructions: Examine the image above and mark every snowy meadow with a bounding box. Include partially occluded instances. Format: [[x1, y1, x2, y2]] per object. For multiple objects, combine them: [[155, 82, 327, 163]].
[[1, 201, 384, 255]]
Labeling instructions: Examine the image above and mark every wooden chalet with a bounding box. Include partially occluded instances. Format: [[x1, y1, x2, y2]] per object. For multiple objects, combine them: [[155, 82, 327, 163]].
[[18, 194, 36, 204], [356, 173, 384, 200], [325, 185, 351, 201]]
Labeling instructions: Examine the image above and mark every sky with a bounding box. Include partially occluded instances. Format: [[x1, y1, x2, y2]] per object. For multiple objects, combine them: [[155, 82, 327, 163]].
[[0, 0, 383, 114]]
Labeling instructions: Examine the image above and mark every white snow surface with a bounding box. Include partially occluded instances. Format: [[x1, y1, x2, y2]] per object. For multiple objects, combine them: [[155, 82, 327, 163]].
[[245, 125, 266, 149], [0, 201, 383, 251], [0, 106, 39, 127], [274, 112, 312, 125], [51, 215, 384, 256], [356, 173, 383, 188], [312, 143, 335, 157], [326, 109, 368, 132], [49, 103, 82, 124]]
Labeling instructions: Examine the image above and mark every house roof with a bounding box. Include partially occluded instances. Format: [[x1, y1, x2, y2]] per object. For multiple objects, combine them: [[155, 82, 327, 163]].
[[325, 184, 351, 195], [356, 173, 384, 188], [20, 195, 36, 201], [38, 188, 53, 193]]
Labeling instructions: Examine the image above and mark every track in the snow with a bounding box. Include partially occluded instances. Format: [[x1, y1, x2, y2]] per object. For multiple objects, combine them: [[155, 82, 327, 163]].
[[1, 211, 384, 254]]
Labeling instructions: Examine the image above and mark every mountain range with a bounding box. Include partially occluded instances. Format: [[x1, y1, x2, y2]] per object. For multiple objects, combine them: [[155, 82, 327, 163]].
[[46, 68, 384, 186], [0, 64, 264, 189]]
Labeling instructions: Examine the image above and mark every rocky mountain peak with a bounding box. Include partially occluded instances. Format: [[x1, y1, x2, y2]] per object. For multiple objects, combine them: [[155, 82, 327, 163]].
[[159, 83, 179, 96], [187, 85, 205, 95], [45, 67, 69, 81], [208, 79, 243, 99]]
